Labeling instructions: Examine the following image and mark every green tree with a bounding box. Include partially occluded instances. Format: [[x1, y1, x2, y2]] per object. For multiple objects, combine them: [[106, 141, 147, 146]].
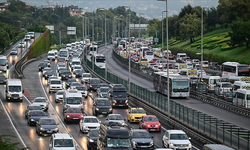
[[0, 135, 27, 150], [8, 0, 26, 14], [229, 18, 250, 48], [179, 13, 200, 43], [207, 7, 218, 29]]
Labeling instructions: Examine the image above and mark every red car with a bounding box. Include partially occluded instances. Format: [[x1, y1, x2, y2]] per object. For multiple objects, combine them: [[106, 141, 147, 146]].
[[139, 115, 161, 132], [63, 107, 84, 123]]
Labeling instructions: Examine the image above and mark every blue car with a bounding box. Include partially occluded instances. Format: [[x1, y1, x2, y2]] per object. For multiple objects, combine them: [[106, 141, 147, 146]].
[[27, 110, 47, 126]]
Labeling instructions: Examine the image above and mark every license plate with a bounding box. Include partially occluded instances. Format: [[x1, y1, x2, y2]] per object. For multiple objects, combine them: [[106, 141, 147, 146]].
[[47, 131, 52, 133], [73, 118, 78, 119], [102, 112, 107, 114], [150, 129, 156, 131], [14, 97, 18, 99]]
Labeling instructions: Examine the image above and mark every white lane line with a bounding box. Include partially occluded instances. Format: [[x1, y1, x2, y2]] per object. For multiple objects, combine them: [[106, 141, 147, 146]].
[[38, 73, 83, 150], [0, 99, 27, 148]]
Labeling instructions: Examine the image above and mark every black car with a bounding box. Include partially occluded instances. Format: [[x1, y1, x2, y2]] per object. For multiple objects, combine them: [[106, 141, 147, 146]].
[[92, 98, 112, 116], [130, 129, 154, 150], [61, 70, 72, 80], [87, 129, 99, 150], [57, 67, 68, 76], [209, 62, 219, 70], [36, 118, 59, 136], [27, 110, 47, 126], [66, 78, 77, 88], [74, 69, 84, 78], [0, 74, 6, 84], [44, 71, 54, 80], [87, 78, 101, 91], [38, 62, 47, 72], [25, 104, 43, 118]]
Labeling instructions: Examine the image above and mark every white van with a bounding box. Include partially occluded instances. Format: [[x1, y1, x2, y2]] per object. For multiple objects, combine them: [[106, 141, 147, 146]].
[[232, 81, 250, 94], [89, 45, 98, 55], [66, 43, 71, 49], [6, 79, 23, 102], [47, 51, 56, 61], [202, 76, 220, 92], [176, 53, 187, 62], [233, 89, 250, 108], [63, 89, 83, 111], [0, 55, 8, 72], [49, 133, 77, 150]]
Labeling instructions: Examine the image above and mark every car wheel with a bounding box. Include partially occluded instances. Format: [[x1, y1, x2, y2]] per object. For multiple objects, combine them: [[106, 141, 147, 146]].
[[139, 124, 141, 129], [28, 120, 31, 126], [127, 118, 130, 122], [162, 141, 165, 147]]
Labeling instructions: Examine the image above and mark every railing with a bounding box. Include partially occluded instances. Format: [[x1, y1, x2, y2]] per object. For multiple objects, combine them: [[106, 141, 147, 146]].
[[82, 46, 250, 150]]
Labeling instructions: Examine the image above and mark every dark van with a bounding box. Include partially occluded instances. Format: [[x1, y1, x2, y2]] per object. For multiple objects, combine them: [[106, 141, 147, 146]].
[[108, 84, 128, 107]]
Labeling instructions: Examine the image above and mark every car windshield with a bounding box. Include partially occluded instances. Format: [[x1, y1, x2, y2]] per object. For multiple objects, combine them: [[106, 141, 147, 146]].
[[72, 82, 81, 86], [144, 116, 158, 121], [28, 106, 41, 110], [132, 131, 151, 138], [40, 119, 56, 125], [222, 84, 232, 88], [54, 139, 74, 147], [48, 53, 54, 56], [96, 100, 110, 106], [90, 79, 100, 84], [83, 74, 91, 78], [66, 97, 82, 104], [62, 72, 71, 75], [170, 134, 188, 140], [58, 58, 66, 62], [107, 138, 131, 148], [68, 108, 82, 113], [100, 88, 109, 92], [76, 86, 86, 91], [131, 109, 146, 113], [84, 118, 98, 123], [113, 91, 127, 98], [9, 86, 21, 92], [51, 80, 61, 84], [109, 115, 123, 120], [74, 67, 82, 70], [31, 111, 45, 116], [34, 98, 46, 102], [89, 130, 99, 137], [68, 79, 76, 82], [57, 91, 64, 95]]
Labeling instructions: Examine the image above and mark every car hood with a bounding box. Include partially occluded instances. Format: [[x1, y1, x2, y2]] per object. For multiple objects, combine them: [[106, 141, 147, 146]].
[[96, 105, 111, 109], [144, 121, 160, 125], [30, 116, 46, 120], [52, 147, 75, 150], [169, 140, 191, 145], [40, 124, 58, 129], [131, 113, 146, 117], [33, 102, 47, 106], [108, 120, 125, 124], [66, 113, 82, 117], [131, 138, 152, 143], [83, 123, 100, 127]]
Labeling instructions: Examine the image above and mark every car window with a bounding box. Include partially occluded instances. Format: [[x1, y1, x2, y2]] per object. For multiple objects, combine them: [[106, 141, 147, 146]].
[[41, 119, 56, 125], [84, 118, 98, 123], [170, 134, 188, 140], [133, 131, 150, 138], [34, 98, 46, 102], [144, 116, 158, 121]]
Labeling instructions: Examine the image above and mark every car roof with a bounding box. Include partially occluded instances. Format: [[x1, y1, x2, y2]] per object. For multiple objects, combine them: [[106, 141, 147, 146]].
[[84, 116, 98, 119], [132, 129, 149, 133], [143, 115, 156, 117], [52, 133, 73, 139], [167, 130, 186, 134]]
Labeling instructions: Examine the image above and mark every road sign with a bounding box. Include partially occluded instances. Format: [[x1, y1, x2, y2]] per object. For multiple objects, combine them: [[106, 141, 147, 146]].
[[67, 27, 76, 35], [46, 25, 54, 33], [154, 38, 158, 42]]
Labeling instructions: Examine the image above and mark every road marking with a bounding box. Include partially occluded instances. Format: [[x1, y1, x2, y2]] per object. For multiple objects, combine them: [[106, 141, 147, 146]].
[[0, 99, 27, 148]]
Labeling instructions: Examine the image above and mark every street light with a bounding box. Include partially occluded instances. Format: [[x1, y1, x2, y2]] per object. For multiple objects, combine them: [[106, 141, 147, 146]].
[[158, 0, 169, 115], [123, 5, 131, 93], [139, 13, 144, 38]]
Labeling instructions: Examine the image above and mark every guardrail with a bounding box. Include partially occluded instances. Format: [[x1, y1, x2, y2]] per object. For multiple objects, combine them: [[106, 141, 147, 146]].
[[82, 45, 250, 150]]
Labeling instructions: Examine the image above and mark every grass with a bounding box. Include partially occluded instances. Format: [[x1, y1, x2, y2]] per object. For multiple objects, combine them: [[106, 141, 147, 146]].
[[169, 28, 250, 64]]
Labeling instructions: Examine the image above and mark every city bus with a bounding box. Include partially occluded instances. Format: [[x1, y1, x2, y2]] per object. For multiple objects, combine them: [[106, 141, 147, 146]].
[[153, 72, 190, 98], [93, 53, 106, 69], [222, 62, 250, 77], [89, 45, 98, 55]]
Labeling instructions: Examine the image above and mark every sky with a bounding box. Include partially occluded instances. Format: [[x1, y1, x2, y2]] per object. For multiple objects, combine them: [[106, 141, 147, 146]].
[[2, 0, 219, 19]]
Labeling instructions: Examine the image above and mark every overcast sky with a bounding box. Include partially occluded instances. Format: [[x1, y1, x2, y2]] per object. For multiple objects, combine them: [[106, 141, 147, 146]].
[[4, 0, 219, 19]]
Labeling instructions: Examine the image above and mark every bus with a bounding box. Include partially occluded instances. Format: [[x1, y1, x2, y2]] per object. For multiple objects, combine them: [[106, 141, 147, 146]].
[[93, 54, 106, 69], [145, 51, 154, 62], [58, 49, 68, 61], [222, 62, 250, 77], [0, 55, 8, 72], [153, 72, 190, 98], [89, 45, 98, 55]]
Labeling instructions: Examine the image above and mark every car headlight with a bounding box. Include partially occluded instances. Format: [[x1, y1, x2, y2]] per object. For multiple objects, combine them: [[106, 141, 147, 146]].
[[188, 143, 192, 147], [67, 115, 70, 118], [31, 119, 34, 121], [109, 108, 112, 111], [56, 96, 59, 99], [131, 116, 135, 118], [156, 123, 161, 127], [170, 143, 174, 147], [90, 85, 92, 88], [83, 126, 87, 129], [63, 75, 66, 77], [55, 128, 59, 131], [40, 127, 44, 130], [122, 122, 126, 126], [125, 100, 128, 103], [89, 139, 94, 142], [150, 141, 153, 146], [113, 100, 117, 103], [95, 108, 99, 111], [132, 141, 137, 147]]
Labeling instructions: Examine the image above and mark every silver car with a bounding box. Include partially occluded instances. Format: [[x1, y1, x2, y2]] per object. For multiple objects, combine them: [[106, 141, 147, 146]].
[[79, 116, 100, 133], [32, 97, 49, 111]]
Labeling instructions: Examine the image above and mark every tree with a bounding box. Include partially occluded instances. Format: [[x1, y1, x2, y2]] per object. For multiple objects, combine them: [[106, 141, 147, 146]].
[[229, 18, 250, 48], [207, 7, 218, 29], [179, 13, 200, 43], [8, 0, 26, 14]]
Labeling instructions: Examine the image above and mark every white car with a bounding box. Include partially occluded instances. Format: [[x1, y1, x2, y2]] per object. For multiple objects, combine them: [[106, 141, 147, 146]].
[[106, 114, 126, 125], [49, 79, 62, 93], [32, 97, 49, 111], [18, 42, 26, 48], [55, 90, 65, 103], [75, 86, 88, 98], [81, 73, 92, 83], [42, 67, 52, 76], [10, 49, 18, 55], [162, 130, 192, 150], [47, 51, 56, 61], [47, 76, 59, 86], [79, 116, 100, 133]]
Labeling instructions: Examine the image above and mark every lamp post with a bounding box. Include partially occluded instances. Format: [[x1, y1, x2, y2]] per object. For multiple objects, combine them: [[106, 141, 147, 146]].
[[99, 8, 107, 46], [123, 5, 131, 92], [92, 12, 94, 43], [139, 13, 144, 38], [158, 0, 169, 115]]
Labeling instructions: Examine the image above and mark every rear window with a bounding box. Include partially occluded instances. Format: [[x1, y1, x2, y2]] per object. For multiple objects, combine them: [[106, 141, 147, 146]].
[[222, 84, 231, 88]]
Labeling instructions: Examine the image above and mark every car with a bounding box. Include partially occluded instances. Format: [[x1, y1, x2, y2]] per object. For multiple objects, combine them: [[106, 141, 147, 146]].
[[209, 62, 219, 70], [60, 70, 72, 80], [0, 74, 6, 84], [55, 90, 65, 103], [81, 73, 92, 83], [201, 60, 209, 68], [87, 129, 99, 150], [97, 87, 109, 98], [49, 79, 62, 93], [162, 130, 192, 150], [44, 59, 51, 67], [70, 82, 82, 89], [139, 115, 161, 132], [73, 69, 84, 78], [32, 97, 49, 111], [106, 114, 125, 125], [49, 133, 77, 150], [87, 78, 101, 91], [38, 62, 47, 72], [63, 107, 84, 123], [18, 42, 26, 48], [44, 70, 54, 80], [42, 67, 52, 77], [127, 107, 147, 123], [57, 57, 66, 64], [75, 86, 88, 98], [28, 32, 35, 39], [79, 116, 100, 133], [47, 76, 59, 86], [131, 129, 154, 150], [27, 110, 47, 126], [72, 65, 82, 72], [66, 78, 77, 89], [47, 51, 56, 61], [92, 98, 112, 116], [25, 104, 43, 118], [10, 49, 18, 55], [36, 118, 59, 136], [57, 67, 68, 76], [192, 59, 200, 65], [57, 62, 66, 71]]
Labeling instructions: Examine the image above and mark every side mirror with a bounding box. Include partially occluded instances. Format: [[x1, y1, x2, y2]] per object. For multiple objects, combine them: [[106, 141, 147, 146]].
[[87, 134, 90, 138], [189, 137, 191, 140], [128, 111, 130, 113], [151, 136, 154, 138]]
